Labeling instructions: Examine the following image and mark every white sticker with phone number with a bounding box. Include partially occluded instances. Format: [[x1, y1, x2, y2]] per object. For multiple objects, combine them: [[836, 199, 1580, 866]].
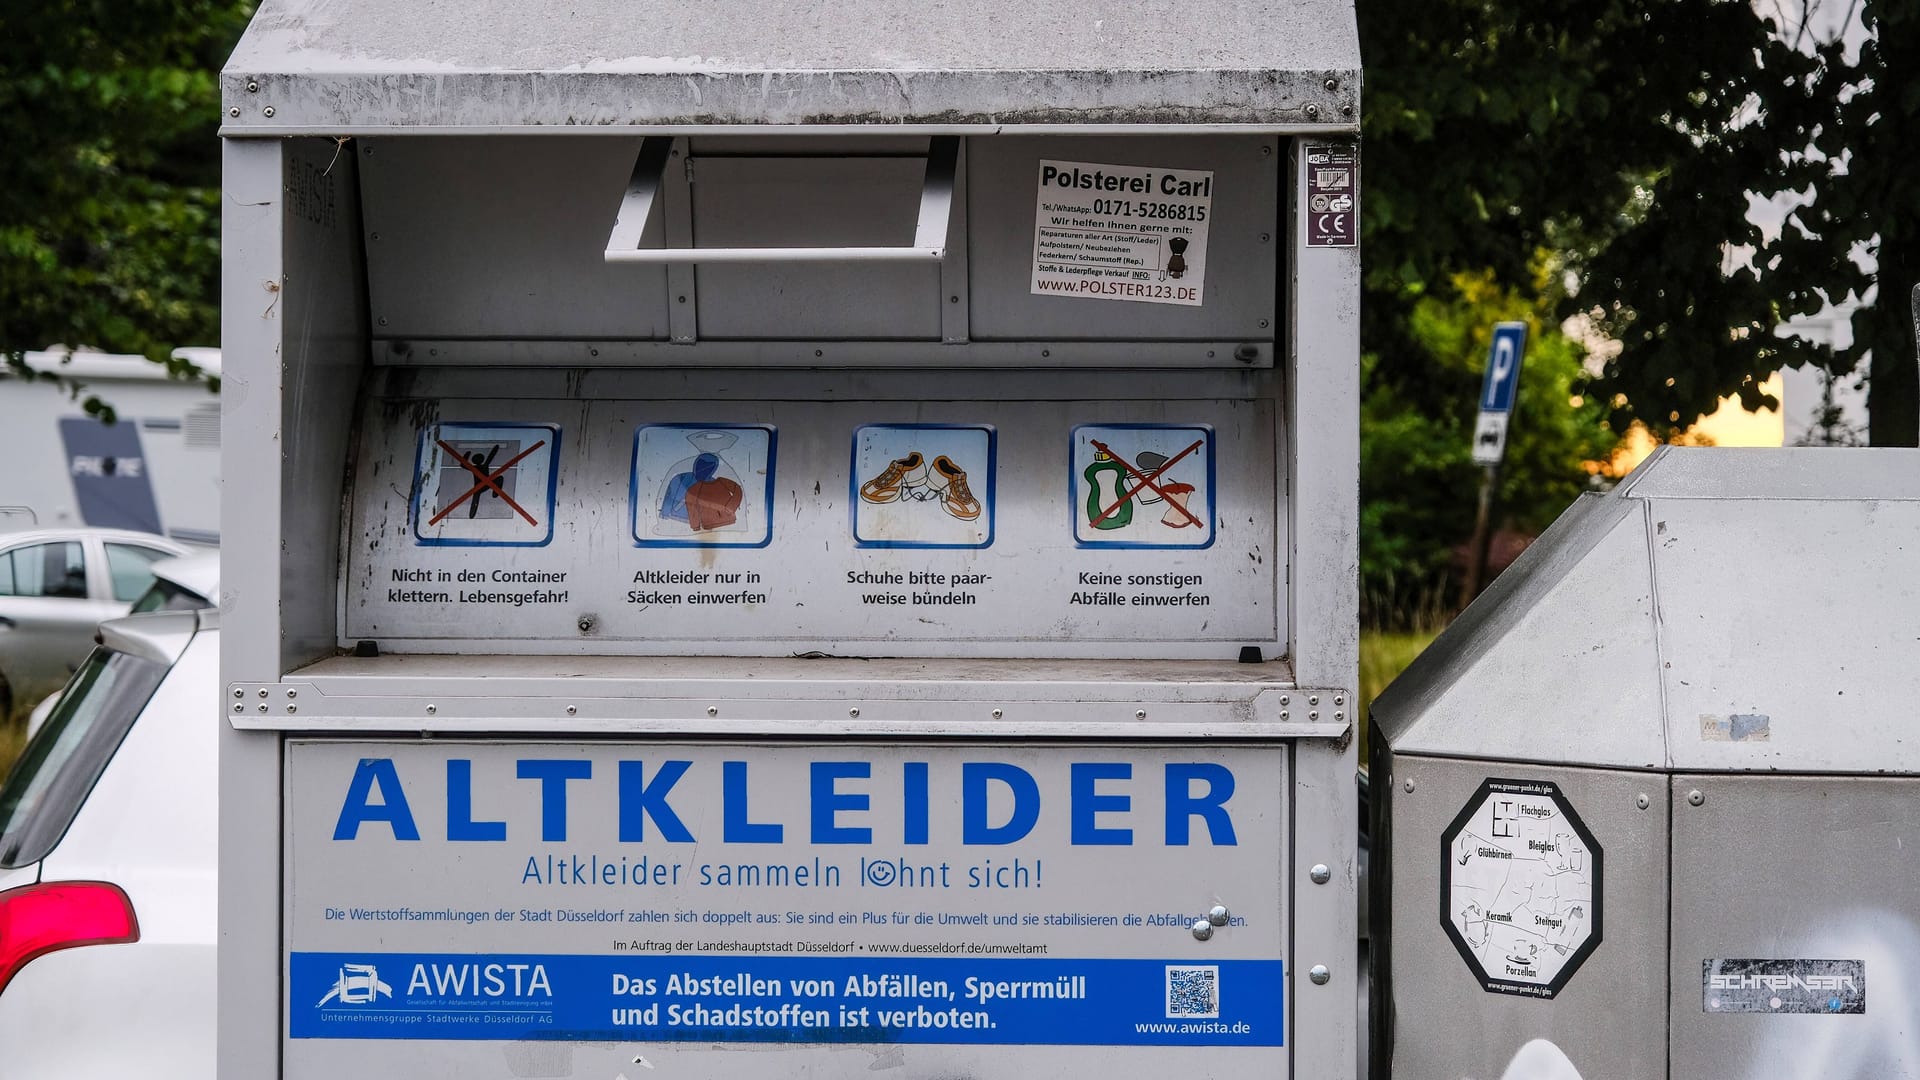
[[1030, 159, 1212, 307]]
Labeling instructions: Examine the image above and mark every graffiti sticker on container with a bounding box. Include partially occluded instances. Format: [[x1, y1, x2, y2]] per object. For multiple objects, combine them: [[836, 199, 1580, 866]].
[[1705, 959, 1865, 1014], [1031, 159, 1213, 307]]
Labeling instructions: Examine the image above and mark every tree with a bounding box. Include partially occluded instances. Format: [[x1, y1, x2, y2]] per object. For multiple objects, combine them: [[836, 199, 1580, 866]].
[[0, 1, 251, 418], [1356, 0, 1898, 443]]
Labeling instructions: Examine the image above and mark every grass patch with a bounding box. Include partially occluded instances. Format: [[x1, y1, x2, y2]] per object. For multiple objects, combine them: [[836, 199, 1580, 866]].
[[1358, 629, 1441, 762]]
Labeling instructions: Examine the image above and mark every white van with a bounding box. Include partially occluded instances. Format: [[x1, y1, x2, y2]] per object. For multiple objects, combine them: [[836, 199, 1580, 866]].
[[0, 349, 221, 547]]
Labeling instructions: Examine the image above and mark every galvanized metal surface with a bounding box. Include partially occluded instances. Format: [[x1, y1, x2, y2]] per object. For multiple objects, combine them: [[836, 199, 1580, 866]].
[[1373, 446, 1920, 774], [1377, 752, 1669, 1080], [221, 0, 1360, 131], [1669, 774, 1920, 1079]]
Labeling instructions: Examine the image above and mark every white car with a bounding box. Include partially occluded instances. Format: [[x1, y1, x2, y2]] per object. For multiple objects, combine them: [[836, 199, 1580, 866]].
[[0, 527, 191, 717], [0, 605, 217, 1076]]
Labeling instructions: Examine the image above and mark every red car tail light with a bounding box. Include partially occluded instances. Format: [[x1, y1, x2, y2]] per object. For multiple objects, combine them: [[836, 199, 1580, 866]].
[[0, 881, 140, 996]]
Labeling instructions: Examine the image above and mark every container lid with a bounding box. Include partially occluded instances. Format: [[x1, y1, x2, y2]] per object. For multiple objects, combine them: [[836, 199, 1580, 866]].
[[222, 0, 1360, 132], [1372, 447, 1920, 775]]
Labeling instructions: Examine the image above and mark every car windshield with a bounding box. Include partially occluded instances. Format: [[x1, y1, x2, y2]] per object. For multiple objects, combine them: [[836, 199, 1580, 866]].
[[0, 647, 167, 867], [129, 576, 211, 614]]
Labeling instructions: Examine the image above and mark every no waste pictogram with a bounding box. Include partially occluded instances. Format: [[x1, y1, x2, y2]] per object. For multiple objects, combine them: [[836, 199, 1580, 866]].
[[414, 422, 561, 547]]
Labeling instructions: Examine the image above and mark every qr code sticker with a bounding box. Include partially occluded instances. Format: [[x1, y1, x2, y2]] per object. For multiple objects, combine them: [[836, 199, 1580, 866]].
[[1165, 965, 1219, 1019]]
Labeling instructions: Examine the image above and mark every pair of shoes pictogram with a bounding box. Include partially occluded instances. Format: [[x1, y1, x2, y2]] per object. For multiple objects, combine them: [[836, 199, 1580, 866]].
[[859, 452, 981, 521]]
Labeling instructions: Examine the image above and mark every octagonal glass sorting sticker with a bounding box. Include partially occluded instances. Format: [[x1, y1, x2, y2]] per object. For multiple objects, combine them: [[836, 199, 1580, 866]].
[[1440, 777, 1602, 998]]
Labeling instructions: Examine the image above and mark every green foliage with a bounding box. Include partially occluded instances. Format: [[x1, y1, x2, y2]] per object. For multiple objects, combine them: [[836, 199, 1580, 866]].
[[1358, 0, 1847, 439], [1360, 273, 1618, 626], [1359, 629, 1440, 759], [0, 0, 251, 418]]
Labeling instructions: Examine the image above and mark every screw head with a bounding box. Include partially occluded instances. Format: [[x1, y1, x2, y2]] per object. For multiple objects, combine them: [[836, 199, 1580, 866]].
[[1687, 789, 1705, 806], [1309, 965, 1331, 985], [1310, 864, 1331, 884], [1207, 905, 1230, 927], [577, 616, 596, 633], [1190, 919, 1214, 942], [1636, 793, 1651, 810]]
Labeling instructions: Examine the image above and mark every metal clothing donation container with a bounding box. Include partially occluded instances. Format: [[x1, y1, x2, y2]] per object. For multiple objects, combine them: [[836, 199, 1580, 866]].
[[1370, 447, 1920, 1080], [216, 1, 1364, 1076]]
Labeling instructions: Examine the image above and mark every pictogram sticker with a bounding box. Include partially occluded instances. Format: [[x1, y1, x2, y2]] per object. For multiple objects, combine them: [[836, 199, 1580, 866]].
[[631, 424, 777, 548], [414, 422, 560, 547], [851, 424, 995, 549], [1072, 425, 1214, 549]]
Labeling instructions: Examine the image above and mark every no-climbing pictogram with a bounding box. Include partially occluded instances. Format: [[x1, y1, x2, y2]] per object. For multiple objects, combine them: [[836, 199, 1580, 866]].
[[1072, 425, 1214, 549], [414, 422, 561, 547]]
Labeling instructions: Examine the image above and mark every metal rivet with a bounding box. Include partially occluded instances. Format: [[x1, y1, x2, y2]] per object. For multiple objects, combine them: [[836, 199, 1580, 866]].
[[589, 348, 599, 357], [1261, 145, 1273, 157], [1207, 905, 1230, 926], [1334, 695, 1345, 706], [1403, 779, 1415, 793], [991, 708, 1004, 719], [1041, 349, 1052, 358], [232, 703, 243, 713], [233, 688, 244, 699], [1687, 789, 1705, 806], [1259, 232, 1271, 243], [1258, 319, 1270, 329], [949, 295, 960, 303], [286, 704, 297, 714], [814, 349, 824, 357], [1280, 695, 1290, 705], [247, 80, 260, 93], [1342, 104, 1355, 117], [707, 706, 719, 717], [1304, 103, 1320, 120], [848, 707, 860, 718], [262, 105, 275, 118], [1190, 920, 1214, 942], [426, 704, 437, 714], [228, 106, 241, 118], [1636, 793, 1651, 809], [1324, 77, 1339, 92], [259, 688, 269, 699], [1309, 710, 1319, 721], [1309, 695, 1320, 706], [1280, 711, 1290, 720], [370, 232, 381, 241], [1310, 864, 1331, 884], [1309, 965, 1331, 985], [257, 703, 269, 714], [1334, 711, 1344, 721], [677, 295, 687, 303], [577, 616, 596, 633], [1135, 709, 1147, 720], [566, 705, 577, 716], [287, 688, 298, 699], [378, 316, 389, 327]]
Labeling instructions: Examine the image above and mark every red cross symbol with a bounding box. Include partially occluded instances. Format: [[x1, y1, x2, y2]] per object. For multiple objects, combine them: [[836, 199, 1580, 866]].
[[1088, 438, 1205, 529], [426, 437, 545, 527]]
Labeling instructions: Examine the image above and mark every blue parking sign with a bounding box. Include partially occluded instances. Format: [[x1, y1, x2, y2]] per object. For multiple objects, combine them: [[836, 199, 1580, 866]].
[[1478, 322, 1528, 413]]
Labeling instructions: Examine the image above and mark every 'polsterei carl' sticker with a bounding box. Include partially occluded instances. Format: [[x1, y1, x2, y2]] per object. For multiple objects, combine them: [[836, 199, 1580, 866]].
[[1031, 160, 1213, 307]]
